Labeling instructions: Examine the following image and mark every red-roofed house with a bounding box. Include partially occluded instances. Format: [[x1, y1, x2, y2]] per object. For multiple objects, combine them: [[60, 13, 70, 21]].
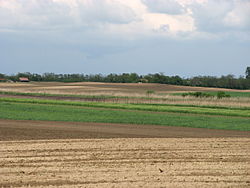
[[19, 77, 30, 82]]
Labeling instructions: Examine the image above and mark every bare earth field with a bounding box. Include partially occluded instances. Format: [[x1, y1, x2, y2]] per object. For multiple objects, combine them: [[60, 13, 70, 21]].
[[0, 138, 249, 188], [0, 120, 250, 187], [1, 82, 250, 95], [0, 120, 250, 141]]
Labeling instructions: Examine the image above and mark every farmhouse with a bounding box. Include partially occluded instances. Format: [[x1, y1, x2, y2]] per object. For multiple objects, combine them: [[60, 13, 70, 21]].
[[138, 78, 148, 83], [19, 77, 30, 82]]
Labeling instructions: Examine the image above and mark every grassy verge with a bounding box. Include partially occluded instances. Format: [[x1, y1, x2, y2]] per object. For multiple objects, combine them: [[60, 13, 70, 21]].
[[0, 91, 116, 99], [0, 91, 169, 101], [0, 97, 250, 118], [0, 101, 250, 131]]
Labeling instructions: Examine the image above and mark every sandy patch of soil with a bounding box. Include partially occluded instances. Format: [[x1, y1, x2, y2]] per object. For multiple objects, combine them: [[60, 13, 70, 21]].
[[0, 138, 249, 187]]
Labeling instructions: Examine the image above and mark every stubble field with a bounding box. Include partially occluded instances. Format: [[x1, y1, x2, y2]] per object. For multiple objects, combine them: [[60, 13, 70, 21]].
[[0, 82, 250, 187]]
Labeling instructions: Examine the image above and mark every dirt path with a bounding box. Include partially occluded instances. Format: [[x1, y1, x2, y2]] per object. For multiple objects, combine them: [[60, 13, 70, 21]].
[[0, 119, 249, 141], [0, 138, 249, 187]]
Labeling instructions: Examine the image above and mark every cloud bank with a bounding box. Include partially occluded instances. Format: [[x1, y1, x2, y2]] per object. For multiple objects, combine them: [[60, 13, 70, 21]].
[[0, 0, 249, 40], [1, 0, 249, 77]]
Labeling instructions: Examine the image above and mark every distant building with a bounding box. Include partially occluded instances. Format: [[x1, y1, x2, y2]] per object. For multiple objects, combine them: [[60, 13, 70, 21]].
[[19, 77, 30, 82], [0, 78, 6, 82], [138, 78, 148, 83]]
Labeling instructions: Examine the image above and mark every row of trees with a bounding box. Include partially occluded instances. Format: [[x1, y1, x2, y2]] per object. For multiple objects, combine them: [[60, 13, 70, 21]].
[[1, 67, 250, 89]]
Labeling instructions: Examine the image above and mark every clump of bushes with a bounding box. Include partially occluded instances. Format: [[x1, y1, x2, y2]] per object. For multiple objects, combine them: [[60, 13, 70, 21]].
[[182, 92, 212, 98], [146, 90, 155, 97], [216, 91, 231, 99], [182, 91, 231, 99]]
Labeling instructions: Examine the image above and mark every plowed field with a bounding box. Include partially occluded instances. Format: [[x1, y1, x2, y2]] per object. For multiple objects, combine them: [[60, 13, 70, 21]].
[[1, 138, 249, 188], [1, 81, 249, 187], [1, 120, 250, 141], [1, 82, 249, 95]]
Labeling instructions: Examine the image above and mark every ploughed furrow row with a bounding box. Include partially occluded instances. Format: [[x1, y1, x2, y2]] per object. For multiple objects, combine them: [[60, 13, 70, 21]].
[[0, 138, 250, 188]]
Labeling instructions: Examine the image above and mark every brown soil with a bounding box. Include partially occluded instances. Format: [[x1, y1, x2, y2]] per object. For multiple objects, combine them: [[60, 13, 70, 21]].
[[1, 82, 249, 95], [0, 119, 249, 141], [0, 138, 249, 187]]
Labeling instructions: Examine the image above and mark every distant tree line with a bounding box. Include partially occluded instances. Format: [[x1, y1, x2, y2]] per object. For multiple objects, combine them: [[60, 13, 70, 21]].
[[1, 67, 250, 89]]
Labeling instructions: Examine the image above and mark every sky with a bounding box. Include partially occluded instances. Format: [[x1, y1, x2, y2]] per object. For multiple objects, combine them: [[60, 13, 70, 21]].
[[1, 0, 250, 77]]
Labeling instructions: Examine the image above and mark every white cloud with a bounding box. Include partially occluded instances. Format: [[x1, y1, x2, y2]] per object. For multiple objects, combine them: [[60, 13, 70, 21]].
[[142, 0, 185, 14], [223, 1, 250, 29], [188, 0, 250, 32], [0, 0, 138, 30]]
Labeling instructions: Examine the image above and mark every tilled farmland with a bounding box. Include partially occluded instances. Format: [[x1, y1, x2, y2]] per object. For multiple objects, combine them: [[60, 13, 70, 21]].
[[1, 138, 250, 188], [0, 81, 250, 187]]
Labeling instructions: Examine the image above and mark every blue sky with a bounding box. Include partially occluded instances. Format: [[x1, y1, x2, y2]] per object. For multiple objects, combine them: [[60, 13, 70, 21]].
[[1, 0, 250, 77]]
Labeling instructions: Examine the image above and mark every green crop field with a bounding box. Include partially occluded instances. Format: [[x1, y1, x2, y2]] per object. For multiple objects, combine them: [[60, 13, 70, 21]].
[[0, 98, 250, 131], [0, 97, 250, 117]]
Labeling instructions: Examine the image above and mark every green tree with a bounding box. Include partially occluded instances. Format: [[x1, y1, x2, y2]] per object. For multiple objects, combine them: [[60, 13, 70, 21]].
[[246, 67, 250, 79], [0, 73, 5, 78]]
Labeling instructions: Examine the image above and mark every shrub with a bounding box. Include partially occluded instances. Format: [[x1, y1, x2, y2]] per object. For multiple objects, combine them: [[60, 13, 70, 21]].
[[182, 92, 212, 98], [146, 90, 155, 96], [217, 91, 231, 99], [181, 93, 189, 97]]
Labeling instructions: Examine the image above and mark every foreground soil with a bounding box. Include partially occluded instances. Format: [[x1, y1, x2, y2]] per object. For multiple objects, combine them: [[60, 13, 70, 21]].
[[0, 119, 250, 141], [0, 138, 249, 187]]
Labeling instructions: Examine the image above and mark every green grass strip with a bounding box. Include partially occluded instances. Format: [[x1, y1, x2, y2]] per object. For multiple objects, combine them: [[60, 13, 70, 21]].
[[0, 97, 250, 118], [0, 91, 116, 99], [0, 102, 250, 131]]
